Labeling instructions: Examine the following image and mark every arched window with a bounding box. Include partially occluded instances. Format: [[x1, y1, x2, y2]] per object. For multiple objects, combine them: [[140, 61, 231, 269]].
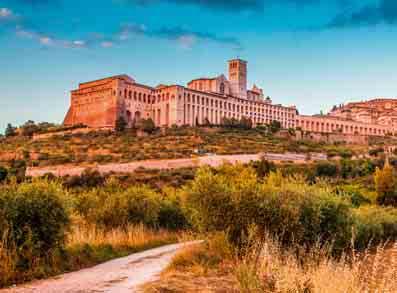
[[220, 83, 225, 94]]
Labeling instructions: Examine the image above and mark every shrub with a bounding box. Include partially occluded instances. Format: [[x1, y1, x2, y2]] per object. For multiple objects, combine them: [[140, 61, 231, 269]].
[[315, 161, 338, 178], [268, 120, 282, 133], [63, 169, 105, 189], [7, 160, 26, 182], [5, 123, 16, 137], [115, 116, 127, 132], [0, 180, 69, 260], [182, 164, 261, 245], [353, 206, 397, 249], [139, 118, 156, 134], [250, 157, 276, 178], [74, 183, 161, 228], [158, 188, 188, 230], [335, 185, 372, 207], [374, 161, 397, 207], [369, 147, 384, 157], [183, 165, 354, 251], [0, 166, 7, 183]]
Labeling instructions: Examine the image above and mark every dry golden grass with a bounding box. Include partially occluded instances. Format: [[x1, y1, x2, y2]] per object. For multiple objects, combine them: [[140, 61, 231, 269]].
[[238, 239, 397, 293], [0, 230, 16, 287], [0, 222, 182, 288], [144, 235, 397, 293], [67, 222, 177, 249]]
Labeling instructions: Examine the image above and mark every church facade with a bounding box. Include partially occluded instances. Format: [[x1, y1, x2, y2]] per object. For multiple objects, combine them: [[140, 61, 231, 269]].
[[64, 59, 297, 130]]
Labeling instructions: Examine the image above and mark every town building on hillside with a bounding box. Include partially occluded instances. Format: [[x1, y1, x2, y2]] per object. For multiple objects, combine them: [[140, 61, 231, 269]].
[[329, 99, 397, 128], [63, 60, 397, 137], [63, 59, 297, 129]]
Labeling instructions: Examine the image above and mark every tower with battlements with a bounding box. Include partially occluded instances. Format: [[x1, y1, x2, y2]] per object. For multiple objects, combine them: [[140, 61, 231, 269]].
[[228, 59, 247, 99]]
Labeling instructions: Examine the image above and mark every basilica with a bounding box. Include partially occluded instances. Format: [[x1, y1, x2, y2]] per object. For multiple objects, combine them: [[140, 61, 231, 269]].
[[64, 59, 396, 137]]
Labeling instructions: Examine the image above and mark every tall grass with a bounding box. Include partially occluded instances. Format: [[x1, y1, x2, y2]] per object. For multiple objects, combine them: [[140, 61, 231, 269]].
[[236, 238, 397, 292], [68, 223, 174, 248], [144, 235, 397, 293], [0, 223, 179, 288]]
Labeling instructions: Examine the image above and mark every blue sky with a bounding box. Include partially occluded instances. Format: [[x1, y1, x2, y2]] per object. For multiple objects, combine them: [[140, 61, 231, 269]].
[[1, 0, 397, 132]]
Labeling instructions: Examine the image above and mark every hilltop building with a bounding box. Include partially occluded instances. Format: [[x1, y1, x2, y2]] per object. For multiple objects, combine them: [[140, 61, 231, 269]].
[[64, 59, 297, 129], [64, 60, 397, 137]]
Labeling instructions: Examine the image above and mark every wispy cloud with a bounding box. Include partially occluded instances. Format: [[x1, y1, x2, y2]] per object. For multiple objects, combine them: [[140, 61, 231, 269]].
[[130, 0, 263, 12], [15, 25, 90, 48], [0, 8, 16, 21], [113, 23, 242, 50], [1, 5, 241, 50], [151, 27, 242, 49], [327, 0, 397, 28], [128, 0, 332, 13]]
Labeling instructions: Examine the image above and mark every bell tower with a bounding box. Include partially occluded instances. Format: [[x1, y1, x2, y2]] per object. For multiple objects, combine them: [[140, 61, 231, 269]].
[[228, 59, 247, 99]]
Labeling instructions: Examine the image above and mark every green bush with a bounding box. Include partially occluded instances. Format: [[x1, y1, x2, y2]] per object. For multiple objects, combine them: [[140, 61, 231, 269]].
[[182, 164, 261, 245], [353, 206, 397, 249], [335, 185, 372, 207], [183, 165, 354, 251], [0, 180, 70, 259], [74, 183, 161, 228], [158, 188, 188, 230], [63, 169, 105, 189], [315, 161, 338, 177], [250, 157, 276, 178], [0, 166, 7, 182]]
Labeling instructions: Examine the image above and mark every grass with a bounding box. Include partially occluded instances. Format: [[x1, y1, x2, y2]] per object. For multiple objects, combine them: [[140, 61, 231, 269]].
[[143, 234, 397, 293], [0, 221, 180, 288], [0, 127, 368, 168]]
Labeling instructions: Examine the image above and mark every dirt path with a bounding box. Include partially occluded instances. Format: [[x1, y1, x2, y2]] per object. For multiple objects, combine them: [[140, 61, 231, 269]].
[[26, 152, 327, 177], [2, 241, 201, 293]]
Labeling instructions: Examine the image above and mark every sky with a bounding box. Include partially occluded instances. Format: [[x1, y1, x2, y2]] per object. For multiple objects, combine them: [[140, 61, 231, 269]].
[[1, 0, 397, 132]]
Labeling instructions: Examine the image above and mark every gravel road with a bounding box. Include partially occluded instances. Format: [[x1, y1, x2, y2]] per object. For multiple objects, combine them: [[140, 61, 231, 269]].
[[26, 152, 327, 177], [2, 241, 201, 293]]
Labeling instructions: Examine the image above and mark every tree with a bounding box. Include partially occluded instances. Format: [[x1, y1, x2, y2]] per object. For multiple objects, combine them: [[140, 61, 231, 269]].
[[315, 161, 338, 177], [239, 116, 253, 130], [141, 118, 156, 134], [21, 120, 39, 137], [202, 117, 211, 127], [375, 160, 397, 206], [0, 166, 7, 182], [5, 123, 16, 137], [269, 120, 281, 133], [115, 116, 127, 132]]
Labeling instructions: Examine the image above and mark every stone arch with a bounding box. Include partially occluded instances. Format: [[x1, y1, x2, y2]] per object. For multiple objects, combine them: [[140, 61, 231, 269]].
[[133, 111, 141, 126]]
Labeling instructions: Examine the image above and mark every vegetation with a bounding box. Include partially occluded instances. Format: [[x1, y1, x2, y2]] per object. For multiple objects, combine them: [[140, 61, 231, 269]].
[[5, 124, 16, 137], [0, 179, 185, 287], [0, 126, 371, 168], [1, 131, 397, 291], [144, 233, 397, 293], [115, 116, 127, 132], [375, 160, 397, 206]]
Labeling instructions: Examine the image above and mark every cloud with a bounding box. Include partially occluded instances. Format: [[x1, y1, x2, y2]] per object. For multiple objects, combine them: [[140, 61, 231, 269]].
[[17, 0, 58, 5], [327, 0, 397, 28], [15, 25, 90, 48], [4, 6, 241, 50], [0, 8, 15, 20], [131, 0, 264, 11], [151, 27, 242, 49], [101, 41, 114, 48], [128, 0, 336, 12], [114, 23, 242, 49]]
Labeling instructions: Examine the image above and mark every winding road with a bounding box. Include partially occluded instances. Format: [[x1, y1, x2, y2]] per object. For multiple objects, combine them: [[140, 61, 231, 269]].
[[26, 152, 327, 177], [2, 241, 200, 293]]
